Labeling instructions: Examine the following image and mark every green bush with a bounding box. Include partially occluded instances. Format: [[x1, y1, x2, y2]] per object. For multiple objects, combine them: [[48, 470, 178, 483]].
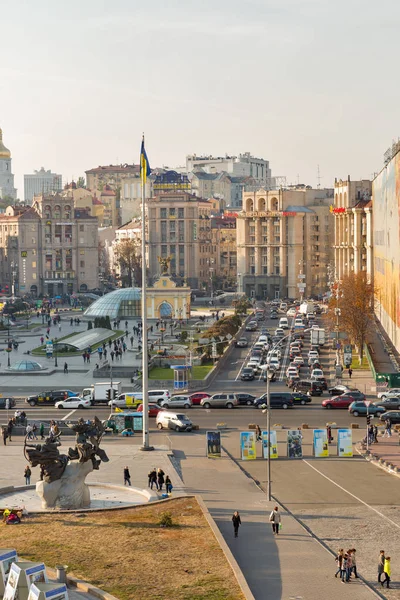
[[159, 511, 173, 527]]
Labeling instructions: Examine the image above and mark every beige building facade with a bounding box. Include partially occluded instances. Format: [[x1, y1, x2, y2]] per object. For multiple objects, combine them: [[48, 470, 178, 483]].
[[333, 177, 373, 280], [237, 188, 334, 299], [0, 193, 99, 297], [147, 192, 213, 289]]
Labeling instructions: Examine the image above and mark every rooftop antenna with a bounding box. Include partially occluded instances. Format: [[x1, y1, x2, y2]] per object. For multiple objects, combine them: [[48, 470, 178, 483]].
[[317, 165, 321, 189], [297, 174, 300, 185]]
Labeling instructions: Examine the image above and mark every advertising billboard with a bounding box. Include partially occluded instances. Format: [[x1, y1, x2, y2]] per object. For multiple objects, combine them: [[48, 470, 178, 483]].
[[240, 432, 256, 460], [313, 429, 329, 457], [206, 431, 221, 458], [262, 431, 278, 459], [337, 429, 353, 457], [287, 430, 303, 458]]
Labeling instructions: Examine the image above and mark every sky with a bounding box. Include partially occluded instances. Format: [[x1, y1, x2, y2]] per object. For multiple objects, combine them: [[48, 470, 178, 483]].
[[1, 0, 400, 196]]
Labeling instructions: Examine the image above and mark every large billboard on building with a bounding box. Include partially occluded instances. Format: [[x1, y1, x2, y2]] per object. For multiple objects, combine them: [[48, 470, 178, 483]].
[[373, 153, 400, 349]]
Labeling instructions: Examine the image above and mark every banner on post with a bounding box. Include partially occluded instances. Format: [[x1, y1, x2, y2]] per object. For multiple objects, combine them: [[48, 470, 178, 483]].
[[313, 429, 329, 457], [287, 430, 303, 458], [240, 432, 256, 460], [206, 431, 221, 458], [262, 430, 278, 459], [337, 429, 353, 457]]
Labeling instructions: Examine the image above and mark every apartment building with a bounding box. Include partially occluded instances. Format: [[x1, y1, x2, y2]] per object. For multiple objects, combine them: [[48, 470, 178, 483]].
[[24, 167, 62, 203], [211, 216, 237, 290], [333, 177, 373, 280], [237, 187, 334, 299], [147, 192, 213, 289]]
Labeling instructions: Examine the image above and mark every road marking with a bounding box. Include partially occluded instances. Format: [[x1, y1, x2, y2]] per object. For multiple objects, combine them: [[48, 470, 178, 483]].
[[235, 335, 257, 381], [62, 410, 77, 421], [302, 459, 400, 531]]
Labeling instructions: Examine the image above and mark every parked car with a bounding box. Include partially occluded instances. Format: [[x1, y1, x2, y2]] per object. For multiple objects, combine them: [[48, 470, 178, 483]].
[[200, 393, 239, 408], [374, 397, 400, 411], [254, 392, 294, 409], [241, 367, 255, 381], [161, 395, 192, 409], [149, 390, 171, 404], [156, 411, 193, 432], [236, 393, 256, 406], [245, 321, 258, 331], [235, 337, 248, 348], [328, 384, 352, 395], [293, 379, 324, 396], [377, 388, 400, 400], [291, 392, 312, 405], [189, 392, 211, 406], [0, 397, 16, 409], [348, 401, 386, 417], [55, 396, 91, 409], [379, 410, 400, 425], [322, 394, 356, 409], [136, 403, 163, 417]]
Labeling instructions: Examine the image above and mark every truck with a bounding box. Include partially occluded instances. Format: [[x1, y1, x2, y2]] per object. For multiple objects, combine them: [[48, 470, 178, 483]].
[[82, 381, 122, 405], [299, 301, 314, 315], [310, 328, 325, 347]]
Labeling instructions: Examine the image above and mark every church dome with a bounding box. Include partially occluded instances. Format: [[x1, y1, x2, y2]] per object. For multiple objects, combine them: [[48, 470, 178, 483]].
[[0, 128, 11, 159]]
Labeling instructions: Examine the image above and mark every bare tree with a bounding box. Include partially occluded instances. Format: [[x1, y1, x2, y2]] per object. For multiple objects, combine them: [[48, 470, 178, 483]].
[[114, 238, 142, 287], [328, 272, 375, 361]]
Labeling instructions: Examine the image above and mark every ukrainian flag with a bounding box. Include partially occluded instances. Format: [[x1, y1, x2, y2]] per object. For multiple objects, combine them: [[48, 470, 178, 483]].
[[140, 136, 151, 185]]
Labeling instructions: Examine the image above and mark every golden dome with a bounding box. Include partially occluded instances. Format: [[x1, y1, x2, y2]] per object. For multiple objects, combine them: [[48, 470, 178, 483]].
[[0, 128, 11, 159]]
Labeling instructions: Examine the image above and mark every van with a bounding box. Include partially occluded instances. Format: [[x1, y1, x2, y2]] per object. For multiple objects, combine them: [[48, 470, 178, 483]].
[[279, 317, 289, 330], [156, 411, 193, 432]]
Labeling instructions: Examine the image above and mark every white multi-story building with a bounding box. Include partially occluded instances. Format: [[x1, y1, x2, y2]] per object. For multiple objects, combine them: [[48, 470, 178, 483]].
[[0, 127, 17, 200], [24, 167, 62, 203], [186, 152, 272, 185]]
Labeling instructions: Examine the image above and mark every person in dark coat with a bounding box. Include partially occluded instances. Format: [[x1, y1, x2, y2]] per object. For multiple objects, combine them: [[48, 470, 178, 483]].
[[148, 468, 158, 489], [157, 468, 165, 491], [232, 511, 241, 538], [123, 466, 131, 486]]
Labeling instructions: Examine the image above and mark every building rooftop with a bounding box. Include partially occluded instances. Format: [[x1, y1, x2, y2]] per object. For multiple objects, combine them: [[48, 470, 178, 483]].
[[85, 164, 140, 175], [285, 206, 315, 213]]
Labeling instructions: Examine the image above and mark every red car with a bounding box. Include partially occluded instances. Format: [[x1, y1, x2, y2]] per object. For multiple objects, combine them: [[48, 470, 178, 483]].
[[136, 403, 163, 417], [322, 394, 357, 409], [189, 392, 211, 406]]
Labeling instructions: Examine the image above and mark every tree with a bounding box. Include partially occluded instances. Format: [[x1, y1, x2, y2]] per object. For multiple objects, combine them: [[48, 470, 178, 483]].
[[328, 272, 375, 361], [114, 238, 142, 287], [77, 176, 86, 188]]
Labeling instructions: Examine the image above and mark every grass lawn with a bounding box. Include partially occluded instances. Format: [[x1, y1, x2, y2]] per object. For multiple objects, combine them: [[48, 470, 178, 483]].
[[351, 353, 370, 369], [1, 498, 244, 600], [149, 364, 214, 380], [31, 330, 125, 357]]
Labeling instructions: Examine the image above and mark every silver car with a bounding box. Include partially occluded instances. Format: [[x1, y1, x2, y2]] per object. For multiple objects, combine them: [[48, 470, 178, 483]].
[[200, 393, 238, 408], [160, 395, 192, 409]]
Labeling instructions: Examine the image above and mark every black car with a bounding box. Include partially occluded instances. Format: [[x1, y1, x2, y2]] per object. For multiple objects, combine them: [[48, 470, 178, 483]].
[[375, 398, 400, 411], [0, 397, 16, 409], [291, 392, 312, 405], [293, 379, 324, 396], [241, 368, 255, 381], [236, 393, 256, 406], [379, 410, 400, 425], [254, 392, 294, 409], [310, 376, 328, 391], [25, 390, 69, 407], [328, 385, 352, 396], [270, 312, 278, 320]]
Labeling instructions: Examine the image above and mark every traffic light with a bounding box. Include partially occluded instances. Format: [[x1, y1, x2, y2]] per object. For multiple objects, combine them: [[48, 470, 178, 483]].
[[113, 389, 118, 399], [366, 414, 371, 426], [106, 389, 111, 402]]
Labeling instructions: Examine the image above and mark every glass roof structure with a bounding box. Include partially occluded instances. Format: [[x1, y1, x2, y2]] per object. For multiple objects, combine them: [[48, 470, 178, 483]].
[[55, 328, 114, 351], [8, 360, 44, 371], [84, 288, 141, 320]]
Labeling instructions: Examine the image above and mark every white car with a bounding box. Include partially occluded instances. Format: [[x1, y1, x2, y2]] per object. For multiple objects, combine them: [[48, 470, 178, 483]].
[[286, 366, 299, 379], [55, 396, 91, 409], [160, 395, 192, 409], [311, 368, 324, 379], [377, 388, 400, 399], [287, 308, 297, 317], [267, 349, 282, 360], [293, 356, 304, 367], [268, 357, 280, 370], [247, 360, 261, 373]]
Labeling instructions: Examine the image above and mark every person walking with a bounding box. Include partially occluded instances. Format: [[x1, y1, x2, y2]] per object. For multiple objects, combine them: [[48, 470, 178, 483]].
[[26, 423, 33, 440], [157, 468, 165, 492], [7, 419, 13, 442], [378, 550, 385, 584], [148, 468, 158, 490], [39, 422, 45, 440], [232, 511, 241, 538], [165, 475, 172, 494], [123, 466, 131, 486], [64, 362, 68, 374], [373, 425, 379, 443], [24, 465, 32, 485], [382, 556, 391, 588], [341, 553, 349, 583], [2, 426, 8, 445], [335, 549, 344, 578], [350, 549, 359, 578], [348, 367, 353, 379], [269, 506, 281, 535], [384, 419, 392, 437], [345, 550, 353, 582], [255, 424, 262, 441]]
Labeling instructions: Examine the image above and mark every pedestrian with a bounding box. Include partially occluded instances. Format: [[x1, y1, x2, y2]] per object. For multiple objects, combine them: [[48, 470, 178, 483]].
[[7, 419, 13, 442], [64, 362, 68, 374], [82, 352, 86, 364], [255, 424, 262, 441], [123, 466, 131, 486], [165, 476, 172, 494], [32, 424, 38, 440], [104, 348, 107, 360], [148, 468, 158, 490], [98, 348, 103, 361], [348, 367, 353, 378], [269, 506, 281, 535], [382, 556, 391, 588], [327, 425, 333, 444], [368, 424, 374, 444], [345, 550, 353, 582], [58, 323, 61, 332], [335, 549, 344, 578], [130, 336, 134, 348], [157, 468, 165, 492], [341, 553, 349, 583], [24, 465, 32, 485], [351, 549, 359, 579], [110, 351, 115, 362], [70, 318, 73, 326], [86, 352, 90, 364], [232, 510, 241, 538], [40, 336, 44, 345], [26, 423, 33, 440], [373, 424, 378, 443], [39, 422, 45, 440], [2, 426, 8, 445], [378, 550, 385, 584], [384, 419, 392, 437], [125, 320, 128, 329]]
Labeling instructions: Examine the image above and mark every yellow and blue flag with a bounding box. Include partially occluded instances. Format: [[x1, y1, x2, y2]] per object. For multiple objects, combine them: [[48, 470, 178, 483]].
[[140, 136, 151, 185]]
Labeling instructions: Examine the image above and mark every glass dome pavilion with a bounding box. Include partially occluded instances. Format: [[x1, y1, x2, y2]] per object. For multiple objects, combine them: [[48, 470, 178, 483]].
[[83, 288, 142, 320]]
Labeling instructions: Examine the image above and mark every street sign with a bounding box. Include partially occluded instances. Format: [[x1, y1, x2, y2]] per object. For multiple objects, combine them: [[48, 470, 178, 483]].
[[298, 274, 306, 279], [297, 283, 306, 287], [365, 400, 371, 408]]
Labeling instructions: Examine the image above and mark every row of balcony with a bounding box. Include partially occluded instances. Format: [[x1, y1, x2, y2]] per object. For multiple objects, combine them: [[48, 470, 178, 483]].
[[44, 271, 76, 280]]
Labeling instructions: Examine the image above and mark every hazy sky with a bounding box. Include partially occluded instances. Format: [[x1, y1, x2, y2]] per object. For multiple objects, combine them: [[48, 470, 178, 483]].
[[1, 0, 399, 195]]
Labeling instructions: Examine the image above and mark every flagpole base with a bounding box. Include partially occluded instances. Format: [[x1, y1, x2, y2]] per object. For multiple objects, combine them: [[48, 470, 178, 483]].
[[140, 445, 155, 452]]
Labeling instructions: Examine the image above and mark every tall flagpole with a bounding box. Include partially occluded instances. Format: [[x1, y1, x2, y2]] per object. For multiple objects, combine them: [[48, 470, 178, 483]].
[[140, 135, 153, 451]]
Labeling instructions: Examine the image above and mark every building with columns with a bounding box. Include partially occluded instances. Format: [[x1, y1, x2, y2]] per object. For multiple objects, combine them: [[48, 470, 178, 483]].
[[236, 187, 334, 299], [0, 127, 17, 200], [332, 178, 373, 280]]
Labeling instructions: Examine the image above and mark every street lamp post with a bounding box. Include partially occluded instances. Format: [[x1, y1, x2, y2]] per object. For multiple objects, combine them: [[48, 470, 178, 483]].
[[6, 316, 11, 368], [53, 337, 58, 367]]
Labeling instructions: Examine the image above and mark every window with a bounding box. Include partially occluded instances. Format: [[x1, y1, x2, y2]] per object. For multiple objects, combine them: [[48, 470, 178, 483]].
[[160, 208, 167, 218], [80, 261, 85, 268], [80, 249, 85, 255], [169, 208, 176, 217], [178, 208, 184, 219], [79, 225, 84, 232], [32, 261, 36, 268]]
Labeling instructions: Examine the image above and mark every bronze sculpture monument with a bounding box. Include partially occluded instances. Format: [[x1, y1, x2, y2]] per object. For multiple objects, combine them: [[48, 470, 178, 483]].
[[24, 418, 109, 509], [157, 255, 171, 275]]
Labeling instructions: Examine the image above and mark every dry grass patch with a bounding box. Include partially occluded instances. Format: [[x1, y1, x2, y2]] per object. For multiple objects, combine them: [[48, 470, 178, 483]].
[[1, 498, 244, 600]]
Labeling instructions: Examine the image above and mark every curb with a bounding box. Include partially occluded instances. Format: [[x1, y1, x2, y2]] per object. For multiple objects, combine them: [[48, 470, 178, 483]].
[[46, 567, 119, 600], [355, 442, 400, 480]]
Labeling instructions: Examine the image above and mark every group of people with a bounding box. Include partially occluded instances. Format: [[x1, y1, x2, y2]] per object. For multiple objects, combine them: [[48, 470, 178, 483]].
[[147, 468, 172, 494], [335, 548, 359, 583], [232, 506, 282, 538]]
